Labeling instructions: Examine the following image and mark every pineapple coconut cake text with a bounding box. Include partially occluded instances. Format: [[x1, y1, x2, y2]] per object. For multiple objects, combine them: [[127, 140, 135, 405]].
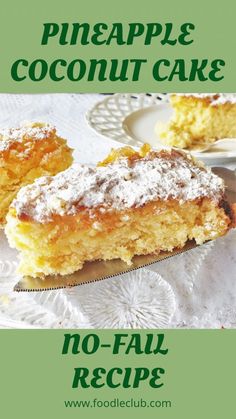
[[1, 95, 236, 279]]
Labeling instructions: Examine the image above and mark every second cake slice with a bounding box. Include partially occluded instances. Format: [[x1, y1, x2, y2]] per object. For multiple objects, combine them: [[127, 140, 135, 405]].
[[0, 122, 73, 225]]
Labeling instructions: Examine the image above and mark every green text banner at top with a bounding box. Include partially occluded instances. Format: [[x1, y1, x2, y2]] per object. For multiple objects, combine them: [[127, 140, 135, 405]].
[[0, 0, 235, 92]]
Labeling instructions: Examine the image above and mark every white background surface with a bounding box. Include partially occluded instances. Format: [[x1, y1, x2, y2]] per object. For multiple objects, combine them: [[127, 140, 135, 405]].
[[0, 93, 235, 329]]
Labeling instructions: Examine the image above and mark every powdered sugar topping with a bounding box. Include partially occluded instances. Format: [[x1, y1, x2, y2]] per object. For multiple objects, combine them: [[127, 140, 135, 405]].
[[175, 93, 236, 106], [12, 152, 225, 223], [0, 122, 55, 152]]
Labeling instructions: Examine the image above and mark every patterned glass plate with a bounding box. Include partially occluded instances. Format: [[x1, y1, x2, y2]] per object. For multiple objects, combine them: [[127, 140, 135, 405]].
[[0, 227, 217, 329]]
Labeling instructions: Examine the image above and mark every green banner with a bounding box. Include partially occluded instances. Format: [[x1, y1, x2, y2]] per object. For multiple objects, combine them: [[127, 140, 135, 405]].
[[0, 330, 235, 418], [0, 0, 235, 92]]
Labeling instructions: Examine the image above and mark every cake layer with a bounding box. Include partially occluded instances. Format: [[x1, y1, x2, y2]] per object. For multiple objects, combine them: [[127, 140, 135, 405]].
[[0, 122, 73, 225], [5, 146, 235, 277], [156, 94, 236, 149], [6, 197, 234, 277]]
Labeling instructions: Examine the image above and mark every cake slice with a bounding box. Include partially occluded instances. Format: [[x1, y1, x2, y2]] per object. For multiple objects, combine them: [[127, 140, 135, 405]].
[[156, 93, 236, 149], [0, 122, 73, 225], [5, 145, 235, 278]]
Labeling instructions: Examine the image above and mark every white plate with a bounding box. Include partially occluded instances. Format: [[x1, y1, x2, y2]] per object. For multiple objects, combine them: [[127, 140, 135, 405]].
[[87, 93, 236, 165]]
